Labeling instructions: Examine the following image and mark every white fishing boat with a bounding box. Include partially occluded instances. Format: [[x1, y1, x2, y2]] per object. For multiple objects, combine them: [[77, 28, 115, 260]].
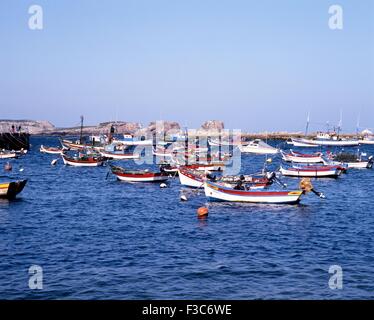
[[324, 153, 373, 169], [281, 150, 324, 163], [279, 164, 343, 178], [204, 181, 303, 204], [288, 138, 319, 147], [119, 134, 153, 146], [100, 141, 140, 160], [238, 139, 278, 154], [110, 165, 169, 182]]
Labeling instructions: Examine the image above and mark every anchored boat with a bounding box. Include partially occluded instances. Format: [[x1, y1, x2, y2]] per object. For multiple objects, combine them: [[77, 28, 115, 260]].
[[62, 153, 105, 167], [0, 150, 17, 159], [281, 150, 324, 163], [280, 164, 343, 178], [0, 180, 27, 199], [110, 165, 169, 182], [204, 181, 303, 204], [40, 145, 64, 155], [238, 139, 278, 154]]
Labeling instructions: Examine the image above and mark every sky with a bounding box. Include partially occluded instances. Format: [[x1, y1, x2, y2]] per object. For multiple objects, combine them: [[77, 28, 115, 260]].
[[1, 0, 373, 132]]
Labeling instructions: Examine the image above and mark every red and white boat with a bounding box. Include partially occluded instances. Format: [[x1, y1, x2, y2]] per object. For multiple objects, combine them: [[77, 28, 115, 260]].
[[281, 150, 324, 163], [178, 167, 271, 189], [204, 181, 303, 204], [110, 165, 169, 182], [40, 145, 64, 155], [62, 153, 105, 167], [279, 164, 343, 178]]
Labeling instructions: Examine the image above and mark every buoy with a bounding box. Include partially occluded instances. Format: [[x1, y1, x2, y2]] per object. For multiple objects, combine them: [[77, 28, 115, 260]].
[[51, 159, 58, 166], [197, 206, 209, 218], [180, 194, 188, 201], [4, 162, 12, 171], [19, 167, 24, 172], [160, 183, 167, 188]]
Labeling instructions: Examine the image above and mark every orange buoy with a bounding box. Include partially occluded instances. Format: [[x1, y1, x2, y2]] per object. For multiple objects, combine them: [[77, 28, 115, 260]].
[[197, 206, 209, 218]]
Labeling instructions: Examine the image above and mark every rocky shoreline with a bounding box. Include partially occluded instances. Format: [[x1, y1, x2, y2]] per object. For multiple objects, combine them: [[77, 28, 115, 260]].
[[0, 119, 364, 140]]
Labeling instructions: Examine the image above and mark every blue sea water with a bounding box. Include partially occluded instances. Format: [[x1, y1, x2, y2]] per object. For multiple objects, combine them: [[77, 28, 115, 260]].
[[0, 136, 373, 299]]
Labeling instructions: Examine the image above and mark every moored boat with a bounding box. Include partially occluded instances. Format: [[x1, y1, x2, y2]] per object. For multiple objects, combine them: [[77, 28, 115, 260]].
[[62, 153, 105, 167], [324, 152, 373, 169], [40, 145, 64, 155], [279, 164, 343, 178], [238, 139, 278, 154], [0, 180, 27, 199], [204, 181, 303, 204], [0, 150, 17, 159], [281, 150, 324, 163], [110, 165, 169, 182]]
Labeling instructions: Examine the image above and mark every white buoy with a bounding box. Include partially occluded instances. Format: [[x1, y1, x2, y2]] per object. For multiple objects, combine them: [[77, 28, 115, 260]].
[[180, 194, 188, 201], [51, 159, 58, 166], [160, 183, 167, 188], [19, 167, 24, 172]]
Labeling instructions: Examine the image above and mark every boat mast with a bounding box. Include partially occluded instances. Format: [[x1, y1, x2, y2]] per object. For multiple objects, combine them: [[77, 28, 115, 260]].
[[305, 112, 310, 137], [79, 115, 84, 144], [337, 110, 342, 137]]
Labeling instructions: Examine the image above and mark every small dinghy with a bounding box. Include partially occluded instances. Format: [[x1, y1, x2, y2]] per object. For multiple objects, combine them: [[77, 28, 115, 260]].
[[40, 145, 64, 155], [279, 164, 343, 178], [62, 153, 105, 167], [204, 181, 303, 204], [281, 150, 324, 163], [0, 180, 27, 199], [110, 165, 169, 182]]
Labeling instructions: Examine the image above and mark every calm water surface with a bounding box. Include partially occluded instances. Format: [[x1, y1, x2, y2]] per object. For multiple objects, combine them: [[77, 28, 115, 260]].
[[0, 136, 373, 299]]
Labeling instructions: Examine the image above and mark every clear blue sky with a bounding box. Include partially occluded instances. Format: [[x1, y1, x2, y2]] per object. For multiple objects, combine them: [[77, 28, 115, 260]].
[[1, 0, 373, 132]]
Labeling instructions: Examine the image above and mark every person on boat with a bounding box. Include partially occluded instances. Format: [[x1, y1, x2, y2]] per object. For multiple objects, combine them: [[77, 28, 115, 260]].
[[234, 175, 246, 190]]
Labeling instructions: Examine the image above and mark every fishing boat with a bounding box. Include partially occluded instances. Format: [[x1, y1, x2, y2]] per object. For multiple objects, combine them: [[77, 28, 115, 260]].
[[0, 150, 17, 159], [40, 145, 64, 155], [359, 137, 374, 145], [290, 136, 359, 147], [62, 153, 105, 167], [110, 165, 169, 182], [238, 139, 278, 154], [325, 152, 374, 169], [0, 180, 27, 199], [178, 167, 270, 189], [281, 150, 324, 163], [204, 181, 303, 204], [100, 141, 140, 160], [287, 138, 319, 147], [119, 134, 153, 146], [185, 163, 225, 171], [279, 164, 343, 178]]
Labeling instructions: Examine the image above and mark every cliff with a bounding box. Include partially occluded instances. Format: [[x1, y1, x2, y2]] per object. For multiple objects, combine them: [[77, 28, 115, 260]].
[[0, 120, 54, 134]]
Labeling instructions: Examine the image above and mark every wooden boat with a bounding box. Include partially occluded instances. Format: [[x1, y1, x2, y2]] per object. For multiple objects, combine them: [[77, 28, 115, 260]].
[[0, 180, 27, 199], [119, 134, 153, 146], [178, 167, 271, 189], [204, 181, 303, 204], [62, 153, 105, 167], [238, 139, 278, 154], [184, 163, 225, 171], [288, 138, 319, 148], [279, 164, 343, 178], [281, 150, 324, 163], [290, 137, 359, 147], [325, 153, 373, 169], [110, 165, 169, 182], [40, 145, 64, 155], [0, 150, 17, 159], [100, 150, 140, 160]]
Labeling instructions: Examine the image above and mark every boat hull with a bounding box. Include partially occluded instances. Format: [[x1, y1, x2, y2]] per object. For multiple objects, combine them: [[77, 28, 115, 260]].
[[238, 145, 278, 154], [0, 180, 27, 199], [62, 155, 104, 167], [0, 152, 17, 159], [40, 145, 63, 155], [178, 169, 204, 188], [280, 166, 341, 177], [204, 182, 302, 204], [100, 151, 140, 160], [114, 172, 169, 182]]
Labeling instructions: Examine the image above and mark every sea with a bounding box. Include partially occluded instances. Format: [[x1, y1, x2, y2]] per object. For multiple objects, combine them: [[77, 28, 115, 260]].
[[0, 136, 373, 299]]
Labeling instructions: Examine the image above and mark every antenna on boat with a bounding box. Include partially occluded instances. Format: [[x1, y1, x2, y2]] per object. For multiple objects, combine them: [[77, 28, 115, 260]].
[[337, 109, 343, 137]]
